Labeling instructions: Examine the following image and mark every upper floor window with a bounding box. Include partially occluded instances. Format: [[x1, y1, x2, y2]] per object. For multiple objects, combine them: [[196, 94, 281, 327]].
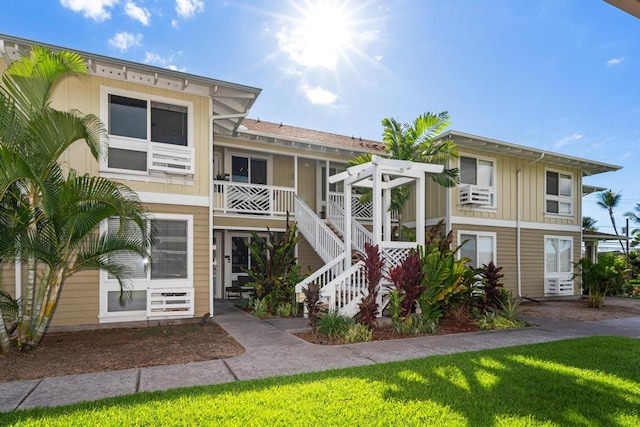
[[459, 155, 495, 207], [545, 170, 572, 215], [102, 88, 194, 176]]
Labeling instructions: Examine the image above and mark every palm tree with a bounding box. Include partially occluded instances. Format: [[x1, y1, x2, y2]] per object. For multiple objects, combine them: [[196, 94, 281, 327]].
[[582, 216, 598, 232], [0, 47, 151, 353], [596, 190, 626, 256], [351, 112, 459, 239]]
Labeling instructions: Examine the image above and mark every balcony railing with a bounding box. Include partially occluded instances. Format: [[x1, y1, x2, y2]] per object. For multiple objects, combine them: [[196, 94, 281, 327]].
[[213, 181, 295, 216], [458, 184, 495, 207], [328, 192, 398, 222]]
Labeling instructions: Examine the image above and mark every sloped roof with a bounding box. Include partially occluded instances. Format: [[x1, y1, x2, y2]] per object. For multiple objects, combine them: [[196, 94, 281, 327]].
[[0, 33, 261, 136], [237, 119, 385, 154], [441, 130, 621, 177]]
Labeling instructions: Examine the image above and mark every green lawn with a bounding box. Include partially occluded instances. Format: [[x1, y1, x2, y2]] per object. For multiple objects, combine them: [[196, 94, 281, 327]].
[[2, 336, 640, 426]]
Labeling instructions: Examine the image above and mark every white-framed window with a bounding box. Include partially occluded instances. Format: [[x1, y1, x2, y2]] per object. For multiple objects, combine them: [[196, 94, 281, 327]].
[[458, 231, 496, 268], [544, 236, 573, 275], [545, 170, 573, 216], [100, 213, 193, 321], [544, 235, 574, 295], [226, 152, 271, 185], [100, 87, 194, 176], [459, 155, 496, 207]]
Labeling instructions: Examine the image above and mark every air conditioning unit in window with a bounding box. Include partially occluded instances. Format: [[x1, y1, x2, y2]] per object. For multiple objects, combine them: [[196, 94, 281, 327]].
[[459, 184, 493, 206], [545, 277, 574, 295]]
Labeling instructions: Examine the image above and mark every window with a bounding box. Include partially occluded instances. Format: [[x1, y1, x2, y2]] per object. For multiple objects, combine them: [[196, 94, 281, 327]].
[[459, 231, 496, 268], [102, 214, 192, 319], [545, 237, 572, 275], [102, 88, 193, 175], [545, 171, 572, 215], [459, 156, 495, 207], [231, 155, 268, 184]]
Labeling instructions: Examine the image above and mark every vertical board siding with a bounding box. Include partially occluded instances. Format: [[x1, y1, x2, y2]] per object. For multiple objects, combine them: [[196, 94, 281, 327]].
[[297, 157, 316, 210], [297, 236, 325, 276]]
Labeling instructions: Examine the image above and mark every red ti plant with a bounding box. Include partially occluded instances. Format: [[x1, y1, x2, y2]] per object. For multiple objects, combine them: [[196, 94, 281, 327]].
[[386, 251, 425, 317], [356, 243, 385, 329]]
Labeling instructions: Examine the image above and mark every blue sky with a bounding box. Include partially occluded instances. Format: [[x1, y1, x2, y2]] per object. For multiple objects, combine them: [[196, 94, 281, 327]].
[[3, 0, 640, 234]]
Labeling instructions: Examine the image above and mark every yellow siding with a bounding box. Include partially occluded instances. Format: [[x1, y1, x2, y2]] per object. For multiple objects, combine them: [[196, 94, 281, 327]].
[[452, 224, 580, 298], [297, 158, 316, 210], [48, 203, 210, 327], [51, 73, 212, 197], [452, 149, 581, 226], [273, 154, 295, 188], [297, 236, 325, 275]]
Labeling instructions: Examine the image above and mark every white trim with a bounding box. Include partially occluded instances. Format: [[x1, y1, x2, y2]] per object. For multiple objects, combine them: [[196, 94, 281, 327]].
[[137, 191, 209, 207], [458, 153, 497, 209], [209, 95, 215, 316], [225, 150, 272, 185], [100, 171, 195, 185], [99, 86, 194, 176], [457, 230, 497, 267], [449, 216, 581, 232], [213, 225, 286, 232], [544, 168, 574, 217]]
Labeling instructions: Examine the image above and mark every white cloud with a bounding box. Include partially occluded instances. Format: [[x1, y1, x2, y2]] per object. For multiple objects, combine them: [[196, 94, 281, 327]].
[[144, 51, 185, 71], [555, 133, 583, 149], [606, 57, 624, 66], [176, 0, 204, 19], [60, 0, 119, 21], [171, 19, 179, 28], [108, 32, 142, 51], [302, 84, 337, 105], [124, 1, 150, 25], [375, 55, 383, 62]]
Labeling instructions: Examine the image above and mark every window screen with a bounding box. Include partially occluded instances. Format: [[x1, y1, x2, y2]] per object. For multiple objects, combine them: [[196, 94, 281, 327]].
[[150, 219, 188, 279], [151, 101, 188, 146], [108, 95, 147, 139]]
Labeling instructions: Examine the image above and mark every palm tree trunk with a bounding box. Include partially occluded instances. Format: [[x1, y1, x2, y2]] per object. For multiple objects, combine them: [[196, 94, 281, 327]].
[[0, 310, 12, 354], [609, 210, 627, 255]]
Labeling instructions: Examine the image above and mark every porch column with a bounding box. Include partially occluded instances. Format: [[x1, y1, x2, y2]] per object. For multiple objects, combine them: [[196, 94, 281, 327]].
[[344, 182, 352, 269], [372, 165, 382, 245], [416, 172, 426, 246], [383, 184, 391, 241]]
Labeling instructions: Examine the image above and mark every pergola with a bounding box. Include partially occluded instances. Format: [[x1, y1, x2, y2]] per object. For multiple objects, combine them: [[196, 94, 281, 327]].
[[329, 155, 444, 267]]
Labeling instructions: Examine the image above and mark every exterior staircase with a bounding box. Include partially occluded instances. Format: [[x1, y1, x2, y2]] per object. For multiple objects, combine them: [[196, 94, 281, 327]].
[[294, 196, 404, 317]]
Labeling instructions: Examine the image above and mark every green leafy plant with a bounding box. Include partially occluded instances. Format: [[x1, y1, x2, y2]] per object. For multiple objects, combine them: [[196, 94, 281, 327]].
[[302, 283, 321, 333], [275, 302, 299, 317], [343, 322, 373, 343], [474, 312, 525, 330], [393, 314, 437, 335], [498, 291, 523, 321], [317, 311, 352, 339], [244, 221, 301, 310], [248, 297, 269, 319], [576, 254, 628, 308], [356, 243, 384, 329], [416, 244, 468, 324]]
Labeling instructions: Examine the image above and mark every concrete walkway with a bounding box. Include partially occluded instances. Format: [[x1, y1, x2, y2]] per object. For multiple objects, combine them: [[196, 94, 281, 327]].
[[2, 300, 640, 412]]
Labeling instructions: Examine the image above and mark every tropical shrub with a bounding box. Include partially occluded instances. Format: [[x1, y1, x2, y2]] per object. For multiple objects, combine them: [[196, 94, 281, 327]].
[[474, 312, 526, 330], [476, 261, 506, 314], [302, 283, 321, 333], [356, 243, 384, 329], [343, 322, 373, 343], [498, 291, 524, 321], [386, 250, 424, 317], [274, 302, 299, 317], [248, 297, 269, 318], [416, 244, 467, 324], [577, 254, 628, 308], [317, 311, 352, 339], [0, 48, 151, 353], [244, 221, 301, 310]]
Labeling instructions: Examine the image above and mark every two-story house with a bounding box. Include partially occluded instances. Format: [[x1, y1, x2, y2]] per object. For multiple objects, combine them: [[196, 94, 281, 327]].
[[0, 34, 621, 329]]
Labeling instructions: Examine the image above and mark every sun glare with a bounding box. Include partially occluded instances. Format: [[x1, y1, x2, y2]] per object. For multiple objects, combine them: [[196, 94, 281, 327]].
[[282, 0, 358, 70]]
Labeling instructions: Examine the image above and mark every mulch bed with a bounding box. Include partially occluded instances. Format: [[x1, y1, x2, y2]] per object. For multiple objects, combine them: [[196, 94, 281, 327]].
[[0, 321, 244, 382]]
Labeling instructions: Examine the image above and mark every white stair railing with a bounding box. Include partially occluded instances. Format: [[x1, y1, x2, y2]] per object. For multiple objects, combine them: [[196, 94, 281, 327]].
[[295, 254, 345, 294], [294, 196, 343, 264], [327, 199, 373, 254], [321, 261, 367, 317]]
